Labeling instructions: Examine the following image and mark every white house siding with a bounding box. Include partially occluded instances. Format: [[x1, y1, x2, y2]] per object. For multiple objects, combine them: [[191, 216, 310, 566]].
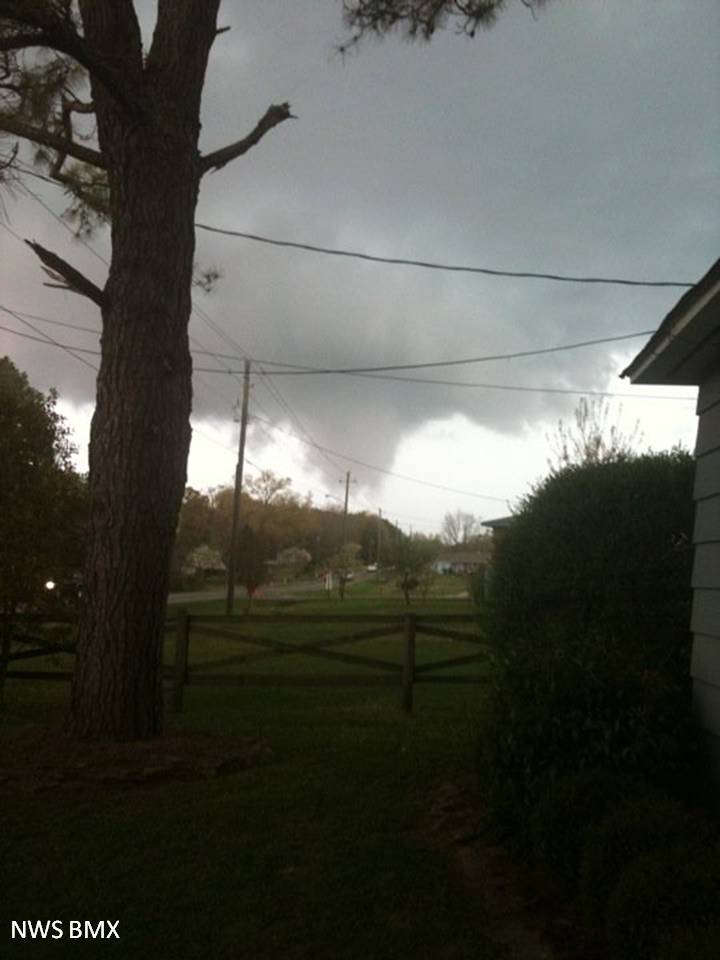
[[691, 368, 720, 770]]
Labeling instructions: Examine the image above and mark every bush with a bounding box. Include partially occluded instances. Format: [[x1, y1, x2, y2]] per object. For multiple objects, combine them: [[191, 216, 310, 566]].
[[528, 769, 652, 887], [478, 639, 700, 820], [578, 791, 709, 925], [479, 451, 699, 820], [606, 846, 720, 960], [489, 451, 695, 670]]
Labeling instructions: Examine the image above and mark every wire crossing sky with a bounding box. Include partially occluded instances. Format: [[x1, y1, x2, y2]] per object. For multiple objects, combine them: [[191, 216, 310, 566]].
[[196, 224, 696, 289]]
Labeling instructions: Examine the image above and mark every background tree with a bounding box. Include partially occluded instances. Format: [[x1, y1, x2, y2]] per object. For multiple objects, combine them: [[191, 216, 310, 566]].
[[245, 470, 292, 507], [182, 543, 225, 580], [0, 357, 87, 616], [329, 542, 362, 601], [0, 1, 294, 738], [275, 547, 311, 582], [547, 397, 642, 471], [440, 510, 484, 547], [234, 524, 270, 613], [389, 535, 439, 605], [170, 487, 215, 587], [212, 472, 316, 564], [0, 358, 86, 697]]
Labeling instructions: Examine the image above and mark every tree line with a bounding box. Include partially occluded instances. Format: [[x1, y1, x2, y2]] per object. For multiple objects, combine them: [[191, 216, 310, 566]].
[[171, 470, 402, 593], [2, 356, 497, 616]]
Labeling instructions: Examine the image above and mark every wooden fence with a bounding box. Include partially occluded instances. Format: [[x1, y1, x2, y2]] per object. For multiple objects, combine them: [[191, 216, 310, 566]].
[[0, 615, 76, 685], [1, 610, 489, 714]]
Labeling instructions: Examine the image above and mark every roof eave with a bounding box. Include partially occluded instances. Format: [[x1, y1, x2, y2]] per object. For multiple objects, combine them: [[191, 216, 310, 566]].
[[622, 258, 720, 386]]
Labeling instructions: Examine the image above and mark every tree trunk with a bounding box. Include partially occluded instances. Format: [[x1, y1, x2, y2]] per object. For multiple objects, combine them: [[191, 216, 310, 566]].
[[67, 0, 220, 737], [69, 65, 207, 739], [69, 133, 197, 738]]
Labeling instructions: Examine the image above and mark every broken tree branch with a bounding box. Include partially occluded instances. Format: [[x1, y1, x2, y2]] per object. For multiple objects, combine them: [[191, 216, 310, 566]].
[[199, 102, 295, 175], [25, 239, 105, 307]]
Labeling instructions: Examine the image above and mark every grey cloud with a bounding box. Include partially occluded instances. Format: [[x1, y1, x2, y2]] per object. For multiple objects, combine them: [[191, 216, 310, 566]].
[[2, 0, 718, 487]]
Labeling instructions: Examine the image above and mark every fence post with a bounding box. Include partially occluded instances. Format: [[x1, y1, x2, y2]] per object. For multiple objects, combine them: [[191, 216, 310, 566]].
[[401, 613, 416, 714], [172, 607, 190, 713], [0, 616, 10, 703]]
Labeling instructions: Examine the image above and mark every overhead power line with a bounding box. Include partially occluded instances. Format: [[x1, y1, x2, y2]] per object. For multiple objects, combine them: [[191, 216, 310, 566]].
[[0, 309, 97, 372], [0, 317, 99, 355], [6, 301, 656, 372], [332, 370, 697, 401], [0, 308, 99, 335], [194, 330, 658, 375], [2, 319, 695, 402], [12, 161, 694, 289], [188, 299, 348, 478], [196, 223, 695, 289]]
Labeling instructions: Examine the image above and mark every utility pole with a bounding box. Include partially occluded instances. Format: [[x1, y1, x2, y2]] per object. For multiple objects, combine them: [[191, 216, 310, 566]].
[[341, 470, 351, 547], [338, 470, 352, 601], [376, 508, 383, 566], [225, 359, 251, 615]]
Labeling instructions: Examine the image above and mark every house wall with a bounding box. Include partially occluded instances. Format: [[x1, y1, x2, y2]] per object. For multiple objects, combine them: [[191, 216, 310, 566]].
[[691, 367, 720, 788]]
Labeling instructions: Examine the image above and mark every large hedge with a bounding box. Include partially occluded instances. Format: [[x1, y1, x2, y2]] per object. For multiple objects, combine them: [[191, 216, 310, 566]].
[[479, 450, 699, 816], [490, 450, 695, 670]]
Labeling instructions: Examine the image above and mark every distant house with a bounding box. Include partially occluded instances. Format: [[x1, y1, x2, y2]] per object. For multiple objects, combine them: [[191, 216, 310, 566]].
[[622, 255, 720, 792], [432, 549, 488, 575]]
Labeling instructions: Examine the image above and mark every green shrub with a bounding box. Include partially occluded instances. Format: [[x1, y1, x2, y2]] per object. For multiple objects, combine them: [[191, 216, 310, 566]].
[[578, 792, 709, 925], [479, 451, 700, 820], [528, 769, 652, 886], [479, 638, 700, 820], [489, 452, 695, 669], [606, 845, 720, 960]]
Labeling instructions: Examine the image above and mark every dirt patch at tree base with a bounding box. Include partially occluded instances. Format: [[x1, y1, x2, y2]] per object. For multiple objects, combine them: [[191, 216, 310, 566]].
[[0, 725, 273, 792]]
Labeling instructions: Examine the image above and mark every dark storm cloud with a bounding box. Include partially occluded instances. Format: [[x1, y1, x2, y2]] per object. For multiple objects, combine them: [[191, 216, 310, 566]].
[[2, 0, 718, 481]]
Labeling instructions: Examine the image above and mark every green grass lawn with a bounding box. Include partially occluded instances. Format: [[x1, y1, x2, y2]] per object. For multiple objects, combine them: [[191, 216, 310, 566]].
[[342, 573, 471, 600], [1, 599, 504, 960]]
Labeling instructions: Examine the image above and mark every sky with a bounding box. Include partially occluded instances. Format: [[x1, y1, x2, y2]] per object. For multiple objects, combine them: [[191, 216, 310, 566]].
[[1, 0, 718, 536]]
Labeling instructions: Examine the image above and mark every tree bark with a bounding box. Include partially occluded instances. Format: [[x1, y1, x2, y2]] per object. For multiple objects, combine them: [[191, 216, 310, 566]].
[[68, 143, 196, 738], [68, 1, 220, 738]]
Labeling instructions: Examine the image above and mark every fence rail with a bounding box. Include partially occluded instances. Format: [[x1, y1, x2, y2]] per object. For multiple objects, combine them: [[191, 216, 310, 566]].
[[1, 609, 489, 714]]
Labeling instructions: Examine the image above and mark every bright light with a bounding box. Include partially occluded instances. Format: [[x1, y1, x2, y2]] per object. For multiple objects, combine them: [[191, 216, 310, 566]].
[[44, 580, 56, 591]]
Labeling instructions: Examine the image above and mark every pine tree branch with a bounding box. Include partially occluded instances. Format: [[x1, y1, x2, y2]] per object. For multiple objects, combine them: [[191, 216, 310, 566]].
[[0, 114, 105, 167], [200, 102, 295, 175], [0, 2, 142, 115], [47, 95, 96, 180], [25, 239, 105, 307]]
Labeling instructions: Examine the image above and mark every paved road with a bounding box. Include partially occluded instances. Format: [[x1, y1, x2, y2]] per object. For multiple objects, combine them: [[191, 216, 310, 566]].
[[167, 589, 226, 605], [167, 574, 373, 606]]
